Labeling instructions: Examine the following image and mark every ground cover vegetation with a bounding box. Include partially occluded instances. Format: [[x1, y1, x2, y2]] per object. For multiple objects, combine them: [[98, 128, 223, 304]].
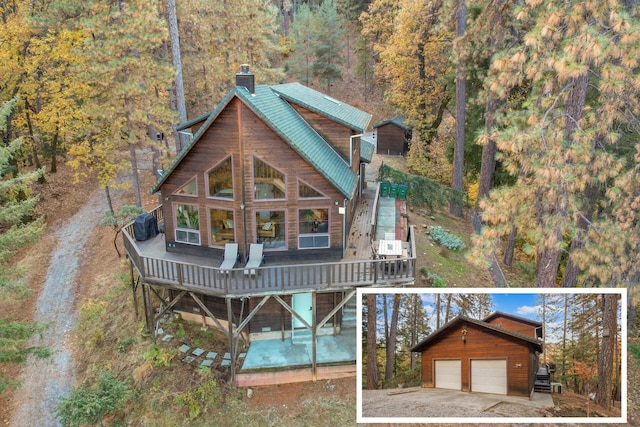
[[1, 0, 640, 423]]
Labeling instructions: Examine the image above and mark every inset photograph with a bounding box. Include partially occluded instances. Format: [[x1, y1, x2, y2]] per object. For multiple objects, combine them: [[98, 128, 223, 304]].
[[357, 288, 626, 423]]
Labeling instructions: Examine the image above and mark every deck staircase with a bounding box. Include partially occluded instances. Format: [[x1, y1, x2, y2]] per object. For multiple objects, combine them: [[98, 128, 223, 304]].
[[534, 367, 552, 393], [341, 294, 357, 329]]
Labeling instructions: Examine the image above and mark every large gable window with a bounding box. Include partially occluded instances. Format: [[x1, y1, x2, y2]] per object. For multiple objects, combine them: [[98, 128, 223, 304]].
[[175, 204, 200, 245], [298, 180, 326, 199], [253, 157, 285, 200], [207, 157, 233, 199], [298, 209, 329, 249], [210, 208, 235, 246], [175, 177, 197, 196], [256, 210, 286, 250]]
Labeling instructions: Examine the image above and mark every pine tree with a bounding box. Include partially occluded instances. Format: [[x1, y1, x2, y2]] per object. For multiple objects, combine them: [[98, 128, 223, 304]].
[[0, 98, 45, 262], [471, 0, 640, 287]]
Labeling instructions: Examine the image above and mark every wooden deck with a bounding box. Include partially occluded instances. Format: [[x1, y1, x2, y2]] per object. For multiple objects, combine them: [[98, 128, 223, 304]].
[[123, 187, 416, 297]]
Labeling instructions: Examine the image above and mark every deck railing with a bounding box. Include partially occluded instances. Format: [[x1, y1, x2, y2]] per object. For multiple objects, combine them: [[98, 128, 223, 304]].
[[123, 207, 416, 296]]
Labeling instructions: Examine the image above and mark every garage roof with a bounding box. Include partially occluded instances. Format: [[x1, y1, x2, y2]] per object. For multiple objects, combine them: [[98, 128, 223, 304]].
[[410, 315, 543, 353]]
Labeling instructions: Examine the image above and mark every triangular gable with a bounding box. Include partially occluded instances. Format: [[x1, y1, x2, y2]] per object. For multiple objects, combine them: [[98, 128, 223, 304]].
[[152, 85, 360, 199], [410, 315, 542, 353]]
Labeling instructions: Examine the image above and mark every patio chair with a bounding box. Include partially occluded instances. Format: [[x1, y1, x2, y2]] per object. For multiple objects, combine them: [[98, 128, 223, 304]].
[[220, 243, 238, 273], [244, 243, 264, 276]]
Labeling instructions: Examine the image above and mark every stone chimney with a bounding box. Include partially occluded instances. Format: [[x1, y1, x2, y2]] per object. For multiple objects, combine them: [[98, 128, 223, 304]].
[[235, 64, 255, 94]]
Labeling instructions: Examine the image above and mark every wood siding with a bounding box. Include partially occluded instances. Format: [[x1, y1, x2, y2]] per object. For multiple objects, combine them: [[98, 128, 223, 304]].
[[376, 124, 408, 155], [419, 322, 534, 397], [288, 104, 360, 174], [486, 315, 539, 338], [161, 98, 348, 259]]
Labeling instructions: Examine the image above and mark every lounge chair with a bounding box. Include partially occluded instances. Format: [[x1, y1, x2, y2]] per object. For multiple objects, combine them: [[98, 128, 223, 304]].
[[244, 243, 264, 276], [220, 243, 238, 273]]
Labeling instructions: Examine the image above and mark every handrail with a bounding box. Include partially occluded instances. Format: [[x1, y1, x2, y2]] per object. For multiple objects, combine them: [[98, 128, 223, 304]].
[[123, 218, 416, 297]]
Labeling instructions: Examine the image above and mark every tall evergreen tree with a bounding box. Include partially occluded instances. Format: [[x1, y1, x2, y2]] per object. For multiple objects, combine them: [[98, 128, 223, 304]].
[[470, 0, 640, 287], [0, 98, 45, 262]]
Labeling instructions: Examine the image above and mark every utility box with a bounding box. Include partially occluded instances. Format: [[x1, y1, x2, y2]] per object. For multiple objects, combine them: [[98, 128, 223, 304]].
[[551, 383, 562, 393]]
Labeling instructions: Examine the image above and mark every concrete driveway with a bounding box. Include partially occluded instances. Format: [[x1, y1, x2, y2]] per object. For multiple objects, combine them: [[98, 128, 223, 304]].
[[361, 387, 554, 419]]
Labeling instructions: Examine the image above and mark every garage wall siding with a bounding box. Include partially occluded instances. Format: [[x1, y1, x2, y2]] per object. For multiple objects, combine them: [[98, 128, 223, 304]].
[[419, 323, 533, 397], [486, 315, 539, 338]]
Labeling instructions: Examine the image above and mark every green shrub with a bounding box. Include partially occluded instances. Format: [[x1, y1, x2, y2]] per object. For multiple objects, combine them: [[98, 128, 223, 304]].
[[427, 226, 466, 251], [174, 371, 220, 420], [427, 272, 447, 288], [143, 344, 178, 367], [56, 370, 130, 427]]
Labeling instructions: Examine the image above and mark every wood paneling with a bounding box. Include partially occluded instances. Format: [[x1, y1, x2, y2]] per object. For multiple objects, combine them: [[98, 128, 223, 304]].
[[161, 97, 350, 258], [288, 104, 360, 174], [376, 124, 408, 155], [486, 315, 539, 338], [419, 322, 534, 397]]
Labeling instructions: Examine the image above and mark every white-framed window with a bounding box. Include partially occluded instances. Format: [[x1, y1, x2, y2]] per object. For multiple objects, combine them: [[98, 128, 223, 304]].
[[175, 203, 200, 245], [298, 208, 329, 249]]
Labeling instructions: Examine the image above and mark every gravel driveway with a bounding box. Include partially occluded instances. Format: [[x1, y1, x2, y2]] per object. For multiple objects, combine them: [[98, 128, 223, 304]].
[[10, 191, 110, 427]]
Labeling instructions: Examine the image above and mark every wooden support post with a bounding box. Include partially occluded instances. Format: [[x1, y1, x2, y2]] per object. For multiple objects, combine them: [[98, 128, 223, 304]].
[[227, 297, 236, 386], [312, 292, 317, 382], [130, 261, 139, 318]]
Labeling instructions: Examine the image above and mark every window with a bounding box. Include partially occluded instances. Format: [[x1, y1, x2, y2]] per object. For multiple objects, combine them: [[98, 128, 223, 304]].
[[253, 157, 285, 200], [210, 208, 235, 246], [298, 208, 329, 249], [175, 177, 197, 196], [207, 157, 233, 199], [255, 210, 286, 249], [175, 204, 200, 245], [298, 180, 326, 199]]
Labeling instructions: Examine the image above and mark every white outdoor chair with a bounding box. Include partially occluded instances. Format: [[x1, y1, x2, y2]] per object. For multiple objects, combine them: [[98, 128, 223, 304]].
[[244, 243, 264, 276], [220, 243, 238, 273]]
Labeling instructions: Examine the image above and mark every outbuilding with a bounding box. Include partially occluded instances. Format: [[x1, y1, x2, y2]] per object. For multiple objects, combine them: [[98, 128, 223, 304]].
[[410, 314, 543, 398], [373, 116, 412, 155]]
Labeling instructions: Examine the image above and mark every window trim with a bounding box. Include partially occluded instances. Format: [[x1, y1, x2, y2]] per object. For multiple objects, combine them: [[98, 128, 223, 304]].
[[252, 156, 287, 202], [208, 207, 236, 248], [297, 178, 329, 200], [174, 203, 201, 245], [173, 176, 198, 197], [205, 155, 234, 200], [297, 208, 330, 249]]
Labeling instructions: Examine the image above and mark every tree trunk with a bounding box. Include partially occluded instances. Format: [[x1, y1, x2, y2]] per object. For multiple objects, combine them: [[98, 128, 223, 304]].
[[129, 143, 142, 207], [49, 127, 59, 173], [597, 294, 617, 409], [503, 224, 516, 266], [561, 294, 568, 378], [444, 294, 452, 323], [166, 0, 188, 152], [476, 97, 499, 207], [366, 294, 378, 390], [436, 293, 441, 329], [385, 294, 400, 382], [450, 0, 466, 218], [537, 240, 561, 287]]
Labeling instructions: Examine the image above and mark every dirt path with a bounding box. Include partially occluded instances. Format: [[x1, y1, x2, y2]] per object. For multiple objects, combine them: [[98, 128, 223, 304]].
[[9, 190, 111, 427]]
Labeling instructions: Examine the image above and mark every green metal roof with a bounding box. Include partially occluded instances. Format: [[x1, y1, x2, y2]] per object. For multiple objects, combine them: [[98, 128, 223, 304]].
[[152, 84, 361, 198], [360, 136, 375, 163], [374, 115, 412, 131], [271, 82, 372, 132]]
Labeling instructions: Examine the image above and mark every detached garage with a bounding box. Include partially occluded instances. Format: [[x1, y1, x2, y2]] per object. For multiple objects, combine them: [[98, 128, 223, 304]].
[[411, 315, 543, 399]]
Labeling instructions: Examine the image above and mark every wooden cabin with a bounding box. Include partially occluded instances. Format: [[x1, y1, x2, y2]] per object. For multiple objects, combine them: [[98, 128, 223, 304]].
[[411, 314, 543, 398], [124, 66, 416, 385], [373, 116, 412, 156], [153, 66, 372, 262]]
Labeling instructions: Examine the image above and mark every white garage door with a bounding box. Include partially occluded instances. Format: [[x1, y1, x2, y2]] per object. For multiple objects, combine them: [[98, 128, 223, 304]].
[[471, 359, 507, 395], [434, 360, 461, 390]]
